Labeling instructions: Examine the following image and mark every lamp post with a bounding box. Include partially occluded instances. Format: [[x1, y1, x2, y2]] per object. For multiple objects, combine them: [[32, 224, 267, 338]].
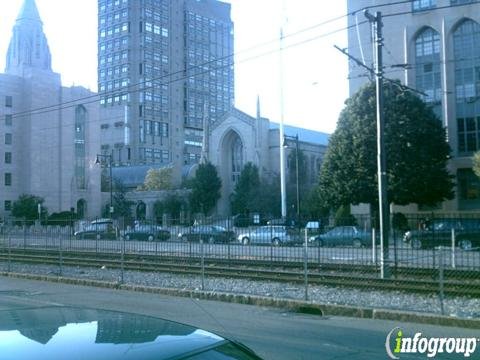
[[95, 151, 114, 217], [283, 134, 300, 221]]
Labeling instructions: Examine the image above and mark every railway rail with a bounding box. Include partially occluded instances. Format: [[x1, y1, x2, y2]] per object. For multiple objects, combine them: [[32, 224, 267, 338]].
[[1, 248, 479, 297]]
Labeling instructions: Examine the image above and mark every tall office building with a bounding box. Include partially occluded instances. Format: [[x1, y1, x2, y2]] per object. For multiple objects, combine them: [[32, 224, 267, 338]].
[[97, 0, 234, 180], [347, 0, 480, 211]]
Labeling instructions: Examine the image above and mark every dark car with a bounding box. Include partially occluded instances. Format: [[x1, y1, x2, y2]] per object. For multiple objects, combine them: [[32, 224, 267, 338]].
[[0, 306, 263, 360], [308, 226, 374, 247], [74, 219, 117, 240], [178, 225, 235, 243], [403, 218, 480, 250], [122, 224, 170, 242]]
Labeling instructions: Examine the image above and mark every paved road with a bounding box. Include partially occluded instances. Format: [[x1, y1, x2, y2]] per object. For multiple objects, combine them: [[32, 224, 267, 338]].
[[0, 276, 478, 359], [2, 234, 479, 270]]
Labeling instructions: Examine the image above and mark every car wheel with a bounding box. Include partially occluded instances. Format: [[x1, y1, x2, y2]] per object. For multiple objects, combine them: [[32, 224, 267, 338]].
[[125, 234, 130, 241], [147, 234, 154, 242], [272, 238, 280, 247], [352, 239, 362, 248], [459, 239, 472, 251], [242, 237, 250, 245], [411, 238, 422, 250]]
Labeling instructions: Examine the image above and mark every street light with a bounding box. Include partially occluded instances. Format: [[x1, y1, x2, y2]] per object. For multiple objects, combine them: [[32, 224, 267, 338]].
[[283, 134, 300, 221], [96, 151, 114, 217]]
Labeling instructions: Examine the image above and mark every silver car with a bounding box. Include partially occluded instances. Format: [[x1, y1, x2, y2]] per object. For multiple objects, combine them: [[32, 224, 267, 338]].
[[237, 226, 293, 246]]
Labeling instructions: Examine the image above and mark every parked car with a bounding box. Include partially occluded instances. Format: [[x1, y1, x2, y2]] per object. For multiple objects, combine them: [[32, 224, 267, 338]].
[[74, 218, 117, 240], [237, 225, 296, 246], [308, 226, 373, 247], [403, 218, 480, 250], [122, 224, 170, 242], [178, 225, 235, 243]]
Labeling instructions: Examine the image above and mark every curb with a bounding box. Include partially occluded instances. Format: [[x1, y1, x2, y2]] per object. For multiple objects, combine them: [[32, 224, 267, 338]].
[[1, 271, 479, 329]]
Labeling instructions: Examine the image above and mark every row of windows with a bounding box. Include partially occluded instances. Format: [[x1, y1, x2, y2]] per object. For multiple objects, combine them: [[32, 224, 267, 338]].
[[99, 9, 128, 25], [99, 78, 129, 92], [139, 148, 170, 162], [99, 37, 129, 52], [413, 0, 474, 12], [99, 0, 128, 13], [99, 22, 129, 38], [99, 51, 129, 65], [100, 93, 129, 105]]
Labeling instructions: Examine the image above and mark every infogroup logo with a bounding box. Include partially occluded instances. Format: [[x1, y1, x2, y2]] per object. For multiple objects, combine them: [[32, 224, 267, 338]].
[[385, 327, 478, 359]]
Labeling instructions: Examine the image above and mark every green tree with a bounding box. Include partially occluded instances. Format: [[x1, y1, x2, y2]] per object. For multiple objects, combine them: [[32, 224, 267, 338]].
[[11, 194, 47, 221], [473, 151, 480, 178], [231, 162, 261, 215], [154, 193, 186, 221], [189, 162, 222, 214], [318, 81, 454, 210], [112, 179, 133, 219], [137, 167, 173, 191]]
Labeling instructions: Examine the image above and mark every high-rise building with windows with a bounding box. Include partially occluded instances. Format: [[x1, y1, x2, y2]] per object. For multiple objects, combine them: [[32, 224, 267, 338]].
[[97, 0, 234, 179], [347, 0, 480, 211]]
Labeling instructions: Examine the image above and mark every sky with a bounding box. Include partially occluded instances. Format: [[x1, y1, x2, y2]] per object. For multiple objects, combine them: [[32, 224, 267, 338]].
[[0, 0, 349, 134]]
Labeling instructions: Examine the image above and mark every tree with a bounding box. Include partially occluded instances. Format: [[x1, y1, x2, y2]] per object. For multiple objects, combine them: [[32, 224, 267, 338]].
[[231, 162, 261, 215], [189, 162, 222, 214], [473, 151, 480, 178], [154, 193, 186, 222], [318, 81, 454, 210], [112, 179, 133, 219], [137, 167, 173, 191], [12, 194, 47, 221]]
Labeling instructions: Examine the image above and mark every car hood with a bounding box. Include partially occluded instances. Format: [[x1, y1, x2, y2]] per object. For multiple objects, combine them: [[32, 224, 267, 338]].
[[0, 306, 227, 360]]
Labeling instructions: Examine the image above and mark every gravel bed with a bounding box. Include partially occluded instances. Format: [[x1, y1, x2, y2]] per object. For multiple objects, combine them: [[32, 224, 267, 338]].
[[1, 261, 479, 319]]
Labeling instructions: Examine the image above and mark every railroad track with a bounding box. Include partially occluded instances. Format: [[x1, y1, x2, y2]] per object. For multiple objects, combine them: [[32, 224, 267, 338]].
[[0, 248, 479, 297]]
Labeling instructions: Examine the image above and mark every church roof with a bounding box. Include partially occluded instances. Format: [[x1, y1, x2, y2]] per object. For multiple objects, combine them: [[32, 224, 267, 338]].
[[269, 123, 330, 146], [112, 164, 171, 189], [17, 0, 42, 22]]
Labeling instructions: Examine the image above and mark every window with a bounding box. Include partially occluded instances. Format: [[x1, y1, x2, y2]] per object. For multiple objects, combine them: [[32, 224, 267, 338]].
[[454, 20, 480, 154], [415, 27, 442, 117], [4, 173, 12, 186], [5, 133, 12, 145], [5, 95, 12, 107], [5, 114, 12, 126], [412, 0, 436, 11], [4, 200, 11, 211], [458, 168, 480, 209], [451, 0, 474, 4], [5, 152, 12, 164]]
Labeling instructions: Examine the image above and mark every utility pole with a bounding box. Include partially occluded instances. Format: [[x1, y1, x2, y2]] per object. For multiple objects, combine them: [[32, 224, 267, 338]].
[[364, 10, 390, 279]]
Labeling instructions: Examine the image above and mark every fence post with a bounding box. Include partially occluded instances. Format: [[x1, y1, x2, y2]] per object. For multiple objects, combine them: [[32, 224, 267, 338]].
[[200, 238, 205, 291], [59, 235, 63, 277], [23, 219, 26, 251], [7, 235, 11, 273], [304, 228, 309, 301], [438, 246, 445, 316], [120, 234, 125, 284], [372, 228, 376, 265], [451, 228, 456, 269]]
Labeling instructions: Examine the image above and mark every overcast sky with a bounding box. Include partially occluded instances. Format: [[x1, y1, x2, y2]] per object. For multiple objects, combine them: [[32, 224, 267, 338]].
[[0, 0, 349, 134]]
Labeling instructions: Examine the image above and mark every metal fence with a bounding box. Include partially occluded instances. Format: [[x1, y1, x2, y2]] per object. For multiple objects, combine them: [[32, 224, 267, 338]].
[[0, 214, 479, 317]]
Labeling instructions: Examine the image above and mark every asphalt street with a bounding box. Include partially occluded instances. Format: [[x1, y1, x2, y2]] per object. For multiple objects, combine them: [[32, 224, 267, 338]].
[[0, 276, 478, 360]]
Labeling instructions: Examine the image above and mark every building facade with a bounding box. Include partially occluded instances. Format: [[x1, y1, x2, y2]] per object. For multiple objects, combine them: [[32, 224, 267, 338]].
[[97, 0, 234, 182], [347, 0, 480, 211], [0, 0, 101, 219]]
